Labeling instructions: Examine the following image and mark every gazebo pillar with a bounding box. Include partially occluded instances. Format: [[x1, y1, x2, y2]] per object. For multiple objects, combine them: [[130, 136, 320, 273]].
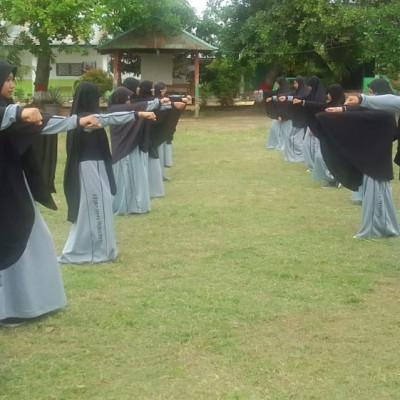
[[194, 52, 200, 118], [112, 50, 122, 88]]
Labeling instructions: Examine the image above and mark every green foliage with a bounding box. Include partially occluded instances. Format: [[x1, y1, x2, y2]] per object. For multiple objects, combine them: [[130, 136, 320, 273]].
[[199, 0, 400, 85], [97, 0, 197, 37], [77, 68, 113, 96], [361, 1, 400, 78], [43, 87, 64, 105], [199, 82, 213, 106], [204, 57, 242, 106], [0, 0, 99, 91], [12, 87, 25, 101]]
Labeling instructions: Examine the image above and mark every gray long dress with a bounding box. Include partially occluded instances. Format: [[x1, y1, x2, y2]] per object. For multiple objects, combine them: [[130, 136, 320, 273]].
[[312, 145, 335, 183], [112, 147, 151, 214], [284, 126, 306, 162], [265, 119, 282, 149], [148, 152, 165, 198], [303, 129, 319, 171], [0, 113, 99, 321], [0, 183, 67, 319], [354, 174, 399, 238], [59, 160, 118, 264], [164, 143, 173, 167]]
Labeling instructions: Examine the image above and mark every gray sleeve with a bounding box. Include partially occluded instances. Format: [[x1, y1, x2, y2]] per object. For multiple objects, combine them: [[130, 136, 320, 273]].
[[41, 115, 78, 135], [146, 98, 160, 111], [360, 94, 400, 113], [95, 111, 136, 126], [43, 112, 139, 134], [0, 104, 20, 131]]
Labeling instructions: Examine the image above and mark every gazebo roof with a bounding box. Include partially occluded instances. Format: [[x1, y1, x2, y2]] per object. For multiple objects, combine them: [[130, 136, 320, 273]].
[[98, 29, 217, 54]]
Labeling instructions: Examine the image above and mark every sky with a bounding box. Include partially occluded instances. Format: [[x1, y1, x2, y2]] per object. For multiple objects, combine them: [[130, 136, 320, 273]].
[[187, 0, 209, 15]]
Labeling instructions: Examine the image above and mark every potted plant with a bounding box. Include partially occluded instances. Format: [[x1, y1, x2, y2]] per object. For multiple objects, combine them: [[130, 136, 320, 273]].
[[41, 88, 64, 114]]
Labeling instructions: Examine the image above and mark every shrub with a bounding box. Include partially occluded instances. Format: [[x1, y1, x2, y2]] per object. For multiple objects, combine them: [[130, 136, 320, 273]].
[[77, 68, 113, 96], [205, 57, 242, 107]]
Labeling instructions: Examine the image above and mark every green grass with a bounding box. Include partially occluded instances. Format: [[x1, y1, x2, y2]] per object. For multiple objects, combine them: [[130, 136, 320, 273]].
[[15, 79, 76, 102], [1, 108, 400, 399]]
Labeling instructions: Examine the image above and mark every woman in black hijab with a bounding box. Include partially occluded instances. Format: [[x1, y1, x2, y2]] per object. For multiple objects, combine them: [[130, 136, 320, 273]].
[[368, 78, 394, 96], [0, 60, 103, 325], [256, 76, 291, 151], [276, 76, 310, 162], [138, 80, 166, 198], [315, 98, 399, 239], [122, 77, 140, 101], [59, 81, 119, 264], [309, 84, 346, 187], [302, 76, 325, 171], [107, 86, 161, 214]]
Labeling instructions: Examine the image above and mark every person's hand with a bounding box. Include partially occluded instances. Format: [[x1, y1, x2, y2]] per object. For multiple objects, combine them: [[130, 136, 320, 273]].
[[293, 98, 302, 105], [138, 111, 156, 121], [160, 97, 171, 104], [266, 97, 272, 102], [173, 102, 186, 111], [278, 96, 286, 102], [345, 95, 360, 105], [21, 107, 43, 125], [79, 115, 101, 127], [325, 107, 344, 113]]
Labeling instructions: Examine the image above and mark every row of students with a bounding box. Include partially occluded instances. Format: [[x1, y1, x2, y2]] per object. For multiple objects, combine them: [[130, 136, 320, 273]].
[[59, 79, 189, 264], [258, 74, 400, 240], [0, 60, 116, 325], [0, 60, 188, 326]]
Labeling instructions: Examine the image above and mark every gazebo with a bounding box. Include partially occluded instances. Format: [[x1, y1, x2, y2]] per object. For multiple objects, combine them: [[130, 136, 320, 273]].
[[97, 29, 217, 116]]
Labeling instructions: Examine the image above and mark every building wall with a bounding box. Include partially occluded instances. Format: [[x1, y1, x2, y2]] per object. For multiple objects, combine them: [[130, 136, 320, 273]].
[[16, 48, 110, 99], [140, 53, 173, 84]]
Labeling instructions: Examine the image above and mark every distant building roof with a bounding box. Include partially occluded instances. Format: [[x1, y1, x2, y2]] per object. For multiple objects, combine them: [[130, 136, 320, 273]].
[[98, 29, 217, 54]]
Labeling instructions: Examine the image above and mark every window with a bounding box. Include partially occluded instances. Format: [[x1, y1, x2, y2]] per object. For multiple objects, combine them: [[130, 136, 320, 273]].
[[56, 63, 83, 76]]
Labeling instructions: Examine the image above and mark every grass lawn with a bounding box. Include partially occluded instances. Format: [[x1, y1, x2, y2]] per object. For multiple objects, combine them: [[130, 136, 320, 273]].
[[1, 107, 400, 399]]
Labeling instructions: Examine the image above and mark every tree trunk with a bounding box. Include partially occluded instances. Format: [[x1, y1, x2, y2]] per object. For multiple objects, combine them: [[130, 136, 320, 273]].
[[34, 52, 52, 103]]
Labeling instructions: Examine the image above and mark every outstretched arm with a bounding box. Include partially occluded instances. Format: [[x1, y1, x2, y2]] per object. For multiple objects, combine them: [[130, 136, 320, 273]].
[[1, 105, 44, 130]]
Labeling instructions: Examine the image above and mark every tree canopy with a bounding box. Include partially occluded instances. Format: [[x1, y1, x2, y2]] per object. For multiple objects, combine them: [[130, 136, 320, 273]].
[[1, 0, 399, 101], [0, 0, 197, 97], [195, 0, 400, 89]]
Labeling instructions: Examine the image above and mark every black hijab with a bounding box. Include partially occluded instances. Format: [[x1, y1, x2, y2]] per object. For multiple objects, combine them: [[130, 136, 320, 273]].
[[149, 86, 184, 149], [264, 77, 291, 120], [0, 59, 55, 270], [306, 76, 325, 103], [154, 82, 166, 98], [326, 84, 346, 106], [64, 81, 116, 223], [290, 76, 309, 128], [107, 86, 149, 162], [275, 77, 291, 95], [139, 80, 154, 99], [368, 78, 394, 95], [293, 76, 310, 99], [122, 77, 140, 101], [315, 109, 396, 190]]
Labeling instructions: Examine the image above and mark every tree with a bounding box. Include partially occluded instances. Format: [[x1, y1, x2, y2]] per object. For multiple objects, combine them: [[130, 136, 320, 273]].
[[360, 0, 400, 79], [0, 0, 99, 100], [97, 0, 197, 37], [205, 0, 367, 85]]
